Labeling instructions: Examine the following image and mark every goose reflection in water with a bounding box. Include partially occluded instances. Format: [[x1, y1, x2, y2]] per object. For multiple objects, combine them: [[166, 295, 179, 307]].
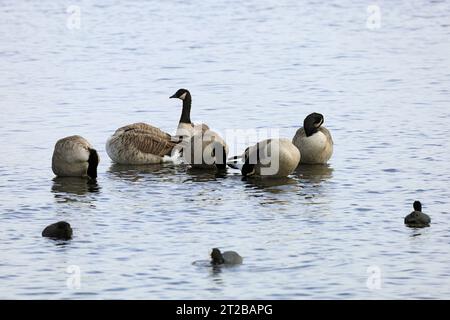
[[51, 177, 100, 201], [241, 176, 301, 206], [294, 164, 334, 184], [243, 176, 299, 193], [107, 163, 183, 183], [185, 166, 228, 183]]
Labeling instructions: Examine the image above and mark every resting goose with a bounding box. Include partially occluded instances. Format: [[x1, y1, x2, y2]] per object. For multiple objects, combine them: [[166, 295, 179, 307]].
[[404, 201, 431, 228], [106, 122, 177, 165], [292, 113, 333, 164], [229, 138, 300, 178], [170, 89, 228, 169], [106, 89, 217, 165], [211, 248, 243, 265], [52, 136, 99, 179], [180, 130, 229, 169]]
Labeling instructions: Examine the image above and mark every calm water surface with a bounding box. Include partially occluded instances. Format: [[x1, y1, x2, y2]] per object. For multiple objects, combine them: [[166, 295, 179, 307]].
[[1, 0, 450, 299]]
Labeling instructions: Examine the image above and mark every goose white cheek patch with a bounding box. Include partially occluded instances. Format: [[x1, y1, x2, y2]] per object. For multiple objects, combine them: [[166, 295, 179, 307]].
[[314, 119, 323, 128], [179, 92, 187, 100]]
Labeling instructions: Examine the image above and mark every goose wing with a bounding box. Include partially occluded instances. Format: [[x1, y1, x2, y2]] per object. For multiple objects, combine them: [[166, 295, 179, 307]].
[[319, 127, 334, 145], [116, 122, 171, 140], [292, 127, 306, 145], [199, 123, 210, 132], [124, 129, 177, 157], [112, 123, 177, 157]]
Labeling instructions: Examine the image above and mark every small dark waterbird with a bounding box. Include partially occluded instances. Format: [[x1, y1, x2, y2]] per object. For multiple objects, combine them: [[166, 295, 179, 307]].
[[404, 201, 431, 228], [211, 248, 243, 265], [42, 221, 73, 240]]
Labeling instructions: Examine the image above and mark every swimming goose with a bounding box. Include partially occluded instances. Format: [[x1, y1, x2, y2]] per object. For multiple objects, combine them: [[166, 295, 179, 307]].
[[42, 221, 73, 240], [292, 113, 333, 164], [404, 201, 431, 228], [52, 136, 99, 179], [229, 138, 300, 178], [211, 248, 243, 265]]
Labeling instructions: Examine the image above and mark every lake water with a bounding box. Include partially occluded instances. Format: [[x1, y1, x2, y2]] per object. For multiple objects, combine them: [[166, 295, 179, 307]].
[[1, 0, 450, 299]]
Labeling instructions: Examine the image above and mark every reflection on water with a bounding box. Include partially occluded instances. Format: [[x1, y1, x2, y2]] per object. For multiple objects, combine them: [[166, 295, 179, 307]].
[[242, 176, 300, 207], [185, 167, 228, 182], [295, 165, 334, 184], [107, 163, 182, 182], [51, 177, 100, 201], [51, 240, 72, 247], [244, 176, 298, 192], [192, 259, 239, 277]]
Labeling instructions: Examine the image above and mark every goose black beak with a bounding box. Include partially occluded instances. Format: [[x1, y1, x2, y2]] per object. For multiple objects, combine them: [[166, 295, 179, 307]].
[[169, 94, 177, 99]]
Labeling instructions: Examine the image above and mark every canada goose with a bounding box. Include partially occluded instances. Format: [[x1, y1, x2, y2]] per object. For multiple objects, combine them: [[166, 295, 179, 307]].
[[229, 138, 300, 178], [52, 136, 99, 179], [169, 88, 210, 141], [106, 123, 177, 165], [404, 201, 431, 228], [211, 248, 243, 265], [42, 221, 73, 240], [292, 113, 333, 164], [180, 129, 229, 169], [170, 89, 228, 169], [106, 89, 212, 165]]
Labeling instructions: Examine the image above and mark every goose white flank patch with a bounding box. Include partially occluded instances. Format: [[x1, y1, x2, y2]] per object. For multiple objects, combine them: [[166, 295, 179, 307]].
[[292, 112, 333, 164], [52, 135, 99, 179]]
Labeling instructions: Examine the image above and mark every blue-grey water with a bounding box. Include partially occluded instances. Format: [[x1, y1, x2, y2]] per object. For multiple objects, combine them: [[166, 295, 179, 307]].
[[1, 0, 450, 299]]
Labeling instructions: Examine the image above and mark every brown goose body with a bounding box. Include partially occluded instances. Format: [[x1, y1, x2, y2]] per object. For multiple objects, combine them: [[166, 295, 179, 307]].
[[239, 138, 300, 178], [293, 126, 333, 164], [106, 123, 177, 165], [52, 135, 99, 179], [292, 113, 333, 165], [179, 128, 228, 169]]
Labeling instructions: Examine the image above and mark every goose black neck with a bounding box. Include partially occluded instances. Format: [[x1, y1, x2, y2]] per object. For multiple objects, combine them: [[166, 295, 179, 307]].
[[179, 95, 192, 124], [87, 149, 99, 180], [304, 121, 319, 137]]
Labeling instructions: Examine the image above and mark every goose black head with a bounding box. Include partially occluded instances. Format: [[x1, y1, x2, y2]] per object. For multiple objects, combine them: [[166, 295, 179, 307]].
[[413, 201, 422, 212], [170, 88, 191, 101], [304, 112, 324, 137], [211, 248, 225, 265]]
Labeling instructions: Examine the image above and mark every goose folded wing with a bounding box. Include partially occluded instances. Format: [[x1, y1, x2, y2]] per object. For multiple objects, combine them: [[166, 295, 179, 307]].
[[126, 131, 177, 156], [319, 127, 334, 145], [117, 123, 172, 140]]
